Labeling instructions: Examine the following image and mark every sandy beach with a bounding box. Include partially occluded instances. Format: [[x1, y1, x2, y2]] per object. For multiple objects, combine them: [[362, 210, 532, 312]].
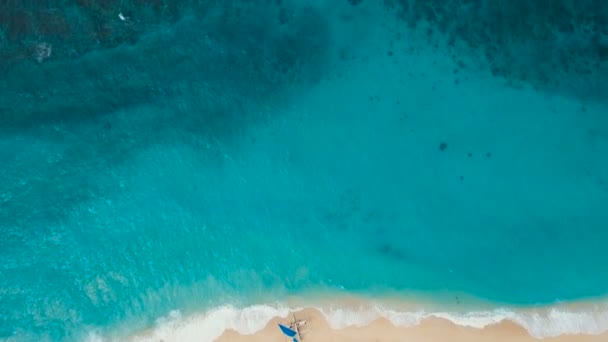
[[3, 1, 608, 341], [217, 308, 608, 342]]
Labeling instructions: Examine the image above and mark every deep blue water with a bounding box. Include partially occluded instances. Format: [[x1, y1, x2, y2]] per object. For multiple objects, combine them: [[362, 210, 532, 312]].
[[1, 1, 608, 341]]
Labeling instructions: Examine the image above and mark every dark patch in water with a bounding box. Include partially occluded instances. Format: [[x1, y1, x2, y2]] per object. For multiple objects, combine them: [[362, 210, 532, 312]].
[[378, 243, 407, 261], [390, 0, 608, 103], [0, 2, 331, 131]]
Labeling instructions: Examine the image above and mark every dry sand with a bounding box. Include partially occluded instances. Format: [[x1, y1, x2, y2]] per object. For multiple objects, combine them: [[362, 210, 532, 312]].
[[216, 308, 608, 342]]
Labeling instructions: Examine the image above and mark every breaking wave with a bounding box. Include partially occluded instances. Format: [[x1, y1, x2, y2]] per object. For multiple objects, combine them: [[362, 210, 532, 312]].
[[107, 299, 608, 342]]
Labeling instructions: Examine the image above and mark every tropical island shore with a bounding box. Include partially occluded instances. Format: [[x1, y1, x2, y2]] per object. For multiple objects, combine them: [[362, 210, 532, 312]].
[[217, 307, 608, 342]]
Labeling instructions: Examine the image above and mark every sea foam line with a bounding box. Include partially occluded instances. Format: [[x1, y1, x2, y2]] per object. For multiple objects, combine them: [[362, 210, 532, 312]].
[[113, 301, 608, 342], [318, 303, 608, 338]]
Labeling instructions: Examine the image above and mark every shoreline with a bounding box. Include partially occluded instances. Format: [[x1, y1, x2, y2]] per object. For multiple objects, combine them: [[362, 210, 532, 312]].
[[217, 307, 608, 342], [124, 294, 608, 342]]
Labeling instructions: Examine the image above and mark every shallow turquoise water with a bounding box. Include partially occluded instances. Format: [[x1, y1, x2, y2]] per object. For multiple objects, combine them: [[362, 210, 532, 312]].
[[1, 1, 608, 341]]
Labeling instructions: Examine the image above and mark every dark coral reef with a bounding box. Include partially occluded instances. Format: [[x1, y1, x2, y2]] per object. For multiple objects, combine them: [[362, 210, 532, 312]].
[[391, 0, 608, 100], [0, 1, 330, 129]]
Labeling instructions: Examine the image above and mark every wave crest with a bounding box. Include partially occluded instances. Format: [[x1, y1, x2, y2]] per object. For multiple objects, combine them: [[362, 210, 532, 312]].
[[119, 301, 608, 341], [127, 305, 292, 342], [319, 304, 608, 338]]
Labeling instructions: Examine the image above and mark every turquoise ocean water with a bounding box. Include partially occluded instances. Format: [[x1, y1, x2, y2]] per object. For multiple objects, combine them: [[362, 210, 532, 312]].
[[1, 1, 608, 341]]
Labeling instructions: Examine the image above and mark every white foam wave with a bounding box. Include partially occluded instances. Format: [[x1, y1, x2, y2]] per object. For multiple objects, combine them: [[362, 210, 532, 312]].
[[318, 303, 608, 338], [115, 301, 608, 342], [84, 331, 105, 342], [128, 304, 293, 342]]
